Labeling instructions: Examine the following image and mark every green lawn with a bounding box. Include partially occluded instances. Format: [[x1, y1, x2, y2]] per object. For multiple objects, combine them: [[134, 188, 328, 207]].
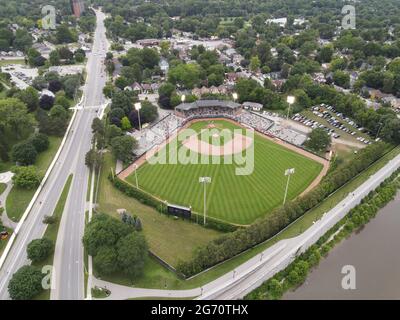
[[0, 183, 6, 196], [33, 174, 73, 300], [128, 120, 323, 225], [97, 153, 221, 267], [0, 59, 25, 66], [6, 136, 62, 222]]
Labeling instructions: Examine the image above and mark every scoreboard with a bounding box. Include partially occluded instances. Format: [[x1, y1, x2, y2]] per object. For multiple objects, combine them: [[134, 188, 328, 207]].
[[167, 204, 192, 219]]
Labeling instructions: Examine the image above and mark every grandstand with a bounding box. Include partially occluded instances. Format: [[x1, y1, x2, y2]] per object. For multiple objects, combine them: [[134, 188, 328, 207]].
[[175, 100, 242, 119]]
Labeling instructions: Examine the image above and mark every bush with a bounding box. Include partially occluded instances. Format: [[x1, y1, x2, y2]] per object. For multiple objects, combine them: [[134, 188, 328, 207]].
[[29, 133, 49, 153], [84, 213, 148, 279], [43, 215, 57, 224], [116, 232, 148, 278], [12, 166, 41, 189], [8, 265, 44, 300], [93, 246, 118, 275], [11, 141, 37, 165], [27, 238, 54, 263]]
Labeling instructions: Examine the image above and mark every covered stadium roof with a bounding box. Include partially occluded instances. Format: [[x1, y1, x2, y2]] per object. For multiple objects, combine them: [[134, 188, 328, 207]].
[[175, 100, 241, 111]]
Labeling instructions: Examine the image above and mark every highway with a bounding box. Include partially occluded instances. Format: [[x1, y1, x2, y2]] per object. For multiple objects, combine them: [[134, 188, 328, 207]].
[[0, 9, 108, 300]]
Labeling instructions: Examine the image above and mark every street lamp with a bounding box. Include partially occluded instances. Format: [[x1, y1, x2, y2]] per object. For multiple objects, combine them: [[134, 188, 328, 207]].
[[199, 177, 211, 225], [134, 102, 142, 133], [181, 94, 186, 103], [286, 95, 295, 120], [283, 168, 295, 205], [133, 163, 139, 189], [232, 92, 238, 102]]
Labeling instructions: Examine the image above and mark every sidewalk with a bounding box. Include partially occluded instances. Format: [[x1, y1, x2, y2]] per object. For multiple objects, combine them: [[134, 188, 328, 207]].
[[0, 172, 17, 230]]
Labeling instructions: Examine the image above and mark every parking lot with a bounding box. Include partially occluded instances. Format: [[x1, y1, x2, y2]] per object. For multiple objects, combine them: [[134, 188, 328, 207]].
[[292, 104, 374, 146]]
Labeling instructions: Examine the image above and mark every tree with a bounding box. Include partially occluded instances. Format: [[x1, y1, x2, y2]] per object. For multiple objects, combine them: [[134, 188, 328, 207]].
[[29, 133, 49, 153], [85, 149, 103, 171], [82, 213, 133, 256], [158, 82, 175, 109], [56, 24, 77, 44], [54, 94, 70, 110], [120, 116, 132, 131], [8, 265, 43, 300], [93, 246, 118, 275], [92, 118, 105, 136], [107, 124, 123, 143], [0, 98, 35, 139], [12, 166, 41, 189], [74, 49, 86, 63], [249, 56, 261, 73], [306, 128, 331, 152], [63, 76, 81, 99], [168, 63, 202, 89], [129, 101, 158, 128], [333, 70, 350, 89], [115, 76, 129, 90], [110, 136, 137, 163], [49, 50, 60, 66], [27, 48, 46, 67], [11, 141, 37, 165], [267, 279, 283, 299], [27, 238, 53, 263], [116, 232, 148, 278], [317, 45, 334, 63], [39, 94, 55, 110], [15, 87, 39, 112], [103, 83, 115, 98]]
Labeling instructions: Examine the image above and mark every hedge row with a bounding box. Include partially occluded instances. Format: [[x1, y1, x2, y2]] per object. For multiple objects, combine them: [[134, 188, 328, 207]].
[[110, 175, 238, 233], [175, 142, 392, 277], [245, 169, 400, 300]]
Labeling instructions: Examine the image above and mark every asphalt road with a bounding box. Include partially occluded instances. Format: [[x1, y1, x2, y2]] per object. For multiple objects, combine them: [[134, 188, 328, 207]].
[[0, 9, 107, 300]]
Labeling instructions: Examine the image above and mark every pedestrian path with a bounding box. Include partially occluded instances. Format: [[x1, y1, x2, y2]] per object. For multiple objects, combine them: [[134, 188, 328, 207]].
[[0, 181, 17, 230]]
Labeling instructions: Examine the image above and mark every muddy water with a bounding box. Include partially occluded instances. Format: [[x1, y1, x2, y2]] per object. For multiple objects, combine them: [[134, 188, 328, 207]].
[[283, 192, 400, 300]]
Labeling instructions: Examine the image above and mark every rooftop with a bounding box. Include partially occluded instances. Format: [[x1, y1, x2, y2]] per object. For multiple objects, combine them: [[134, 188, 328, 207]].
[[176, 99, 241, 111]]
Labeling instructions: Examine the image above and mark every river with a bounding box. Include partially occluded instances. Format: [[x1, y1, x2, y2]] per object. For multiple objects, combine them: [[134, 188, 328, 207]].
[[283, 192, 400, 300]]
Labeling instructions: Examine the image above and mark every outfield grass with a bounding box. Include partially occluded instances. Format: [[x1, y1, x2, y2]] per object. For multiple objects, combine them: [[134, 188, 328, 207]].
[[33, 174, 73, 300], [6, 136, 62, 222], [101, 145, 400, 293], [128, 120, 323, 225], [97, 153, 221, 267]]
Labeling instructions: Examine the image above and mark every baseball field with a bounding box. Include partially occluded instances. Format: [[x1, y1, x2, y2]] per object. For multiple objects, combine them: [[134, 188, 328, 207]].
[[126, 119, 325, 225]]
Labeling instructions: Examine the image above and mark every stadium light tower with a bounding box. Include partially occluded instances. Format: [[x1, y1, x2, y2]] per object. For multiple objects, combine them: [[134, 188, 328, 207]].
[[286, 95, 295, 120], [134, 102, 142, 133], [133, 163, 139, 189], [283, 168, 295, 205], [199, 177, 212, 225]]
